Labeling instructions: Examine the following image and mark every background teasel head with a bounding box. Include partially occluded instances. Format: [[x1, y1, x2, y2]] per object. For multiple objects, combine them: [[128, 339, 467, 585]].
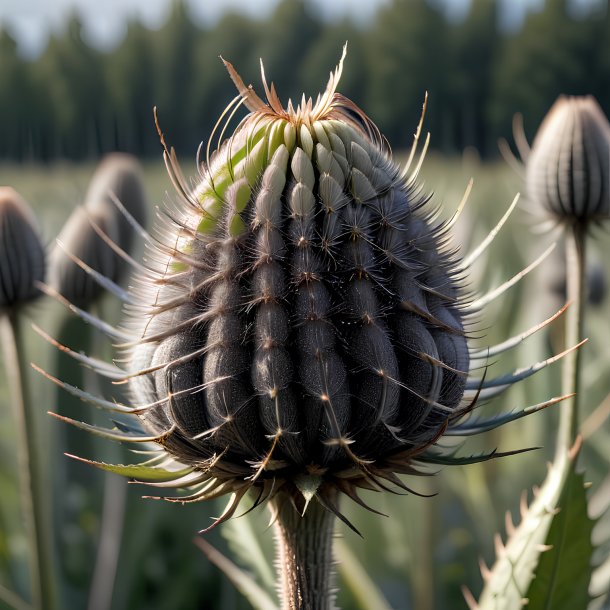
[[48, 153, 148, 308], [50, 51, 566, 528], [0, 187, 45, 310], [525, 95, 610, 230]]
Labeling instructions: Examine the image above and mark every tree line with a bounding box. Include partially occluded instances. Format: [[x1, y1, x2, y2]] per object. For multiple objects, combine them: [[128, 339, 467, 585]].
[[0, 0, 608, 161]]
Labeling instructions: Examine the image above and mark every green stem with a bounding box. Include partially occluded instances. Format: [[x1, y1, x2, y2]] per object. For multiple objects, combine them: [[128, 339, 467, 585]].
[[271, 493, 337, 610], [87, 474, 127, 610], [86, 303, 127, 610], [0, 311, 56, 610], [555, 225, 587, 460]]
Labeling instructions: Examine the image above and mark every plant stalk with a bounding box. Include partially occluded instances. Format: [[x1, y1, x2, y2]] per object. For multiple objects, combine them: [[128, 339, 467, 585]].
[[271, 494, 337, 610], [0, 311, 56, 610], [87, 473, 127, 610], [555, 224, 586, 460], [86, 302, 128, 610]]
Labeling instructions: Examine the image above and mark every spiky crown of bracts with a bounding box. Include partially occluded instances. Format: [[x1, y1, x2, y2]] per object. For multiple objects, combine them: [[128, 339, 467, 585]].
[[46, 49, 571, 531]]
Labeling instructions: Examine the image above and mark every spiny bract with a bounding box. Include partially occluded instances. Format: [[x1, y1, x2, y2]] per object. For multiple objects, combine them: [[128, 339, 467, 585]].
[[48, 50, 565, 528]]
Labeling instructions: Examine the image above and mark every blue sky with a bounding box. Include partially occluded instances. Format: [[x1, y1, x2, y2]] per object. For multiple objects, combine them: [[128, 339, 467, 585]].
[[0, 0, 600, 58]]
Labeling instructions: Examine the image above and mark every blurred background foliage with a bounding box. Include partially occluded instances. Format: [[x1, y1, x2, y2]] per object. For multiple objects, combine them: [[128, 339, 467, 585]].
[[0, 0, 609, 161], [1, 0, 610, 609]]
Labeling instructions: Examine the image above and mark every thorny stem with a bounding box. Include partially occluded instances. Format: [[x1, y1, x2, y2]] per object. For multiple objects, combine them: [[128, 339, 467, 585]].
[[271, 493, 337, 610], [555, 224, 586, 460], [0, 311, 56, 610]]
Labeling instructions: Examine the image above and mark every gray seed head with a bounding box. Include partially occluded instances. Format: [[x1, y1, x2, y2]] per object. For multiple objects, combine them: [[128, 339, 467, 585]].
[[47, 53, 570, 529], [0, 187, 45, 309], [49, 153, 148, 308], [122, 54, 470, 517], [526, 95, 610, 228]]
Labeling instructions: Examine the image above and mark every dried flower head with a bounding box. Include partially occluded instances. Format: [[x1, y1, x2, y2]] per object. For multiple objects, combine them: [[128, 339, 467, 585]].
[[0, 187, 45, 309], [526, 95, 610, 228], [48, 154, 148, 308], [46, 51, 569, 528]]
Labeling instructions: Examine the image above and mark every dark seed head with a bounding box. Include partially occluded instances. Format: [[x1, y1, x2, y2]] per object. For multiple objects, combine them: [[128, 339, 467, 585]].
[[0, 187, 45, 309], [123, 55, 470, 513], [526, 95, 610, 229], [49, 153, 148, 308]]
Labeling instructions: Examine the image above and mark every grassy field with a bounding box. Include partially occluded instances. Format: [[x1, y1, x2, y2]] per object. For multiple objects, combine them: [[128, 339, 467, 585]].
[[1, 154, 609, 610]]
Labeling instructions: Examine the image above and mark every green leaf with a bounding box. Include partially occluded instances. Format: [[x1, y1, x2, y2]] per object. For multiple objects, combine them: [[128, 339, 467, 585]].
[[335, 538, 393, 610], [0, 582, 32, 610], [525, 468, 594, 609], [65, 454, 193, 481], [475, 451, 587, 609], [223, 513, 275, 593], [194, 537, 279, 610]]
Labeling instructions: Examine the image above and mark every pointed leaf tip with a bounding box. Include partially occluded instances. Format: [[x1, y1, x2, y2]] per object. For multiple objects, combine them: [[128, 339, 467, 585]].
[[63, 453, 193, 481], [294, 474, 322, 515]]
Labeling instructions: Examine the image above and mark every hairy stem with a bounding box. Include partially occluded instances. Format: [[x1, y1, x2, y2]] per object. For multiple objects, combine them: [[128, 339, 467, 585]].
[[271, 493, 337, 610], [555, 224, 586, 459], [0, 311, 56, 610]]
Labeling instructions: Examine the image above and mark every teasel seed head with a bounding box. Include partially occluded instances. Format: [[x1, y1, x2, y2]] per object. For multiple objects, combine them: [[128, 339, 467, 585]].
[[122, 51, 471, 514], [0, 187, 45, 310], [48, 153, 148, 308], [47, 50, 572, 529], [526, 95, 610, 230]]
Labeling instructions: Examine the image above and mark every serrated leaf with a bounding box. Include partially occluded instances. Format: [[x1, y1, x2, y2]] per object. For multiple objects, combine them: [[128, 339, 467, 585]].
[[525, 469, 594, 609], [476, 451, 581, 609]]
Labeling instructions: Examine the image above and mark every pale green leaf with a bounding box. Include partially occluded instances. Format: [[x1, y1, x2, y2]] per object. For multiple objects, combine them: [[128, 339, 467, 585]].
[[336, 538, 393, 610], [223, 514, 275, 593], [194, 537, 278, 610], [0, 582, 32, 610], [65, 454, 193, 481]]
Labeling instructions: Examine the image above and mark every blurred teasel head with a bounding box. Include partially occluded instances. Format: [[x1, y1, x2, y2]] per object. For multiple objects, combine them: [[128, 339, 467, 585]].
[[46, 50, 569, 527], [0, 187, 45, 310], [526, 95, 610, 230], [48, 153, 148, 308]]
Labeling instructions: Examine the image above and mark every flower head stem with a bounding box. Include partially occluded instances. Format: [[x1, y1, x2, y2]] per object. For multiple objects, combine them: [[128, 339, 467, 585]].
[[86, 304, 127, 610], [556, 224, 587, 460], [0, 311, 56, 610], [271, 493, 337, 610]]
